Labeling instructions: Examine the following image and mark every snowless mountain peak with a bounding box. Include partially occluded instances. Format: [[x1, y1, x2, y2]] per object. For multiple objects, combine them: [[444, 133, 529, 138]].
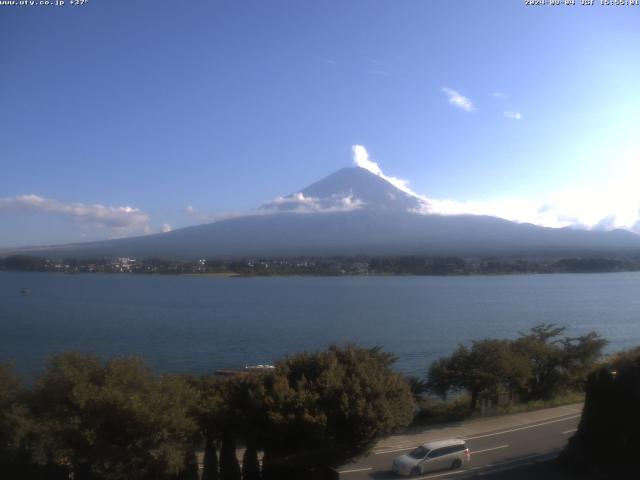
[[268, 166, 425, 214]]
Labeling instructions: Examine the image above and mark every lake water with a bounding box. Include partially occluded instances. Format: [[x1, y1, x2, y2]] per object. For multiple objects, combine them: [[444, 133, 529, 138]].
[[1, 271, 640, 380]]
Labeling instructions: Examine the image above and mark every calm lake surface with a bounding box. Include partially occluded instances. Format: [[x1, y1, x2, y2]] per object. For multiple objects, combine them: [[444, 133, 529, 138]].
[[1, 271, 640, 379]]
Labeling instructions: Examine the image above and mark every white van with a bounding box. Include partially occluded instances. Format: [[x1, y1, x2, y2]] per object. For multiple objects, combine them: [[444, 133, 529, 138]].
[[392, 439, 470, 476]]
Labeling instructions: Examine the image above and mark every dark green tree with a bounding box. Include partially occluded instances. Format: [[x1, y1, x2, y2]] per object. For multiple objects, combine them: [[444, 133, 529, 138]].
[[563, 346, 640, 470], [202, 434, 219, 480], [405, 376, 428, 402], [28, 353, 199, 480], [2, 255, 47, 271], [515, 324, 606, 399], [428, 340, 531, 410], [514, 324, 568, 399], [178, 448, 200, 480], [242, 444, 260, 480], [260, 345, 414, 479], [217, 375, 266, 480], [560, 331, 607, 391], [0, 363, 29, 475], [429, 325, 607, 408], [219, 430, 241, 480], [191, 375, 225, 480]]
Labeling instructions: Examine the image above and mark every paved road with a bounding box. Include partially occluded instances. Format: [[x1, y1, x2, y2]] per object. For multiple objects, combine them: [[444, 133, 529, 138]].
[[337, 410, 581, 479]]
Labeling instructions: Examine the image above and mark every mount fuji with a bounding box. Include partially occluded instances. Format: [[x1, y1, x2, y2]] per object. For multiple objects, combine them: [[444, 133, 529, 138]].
[[8, 167, 640, 259]]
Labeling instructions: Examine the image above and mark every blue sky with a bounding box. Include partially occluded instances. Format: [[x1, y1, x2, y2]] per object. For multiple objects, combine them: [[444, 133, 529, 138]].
[[1, 0, 640, 247]]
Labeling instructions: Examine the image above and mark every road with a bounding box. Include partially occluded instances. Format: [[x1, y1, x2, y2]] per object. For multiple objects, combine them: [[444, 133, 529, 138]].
[[337, 411, 581, 479]]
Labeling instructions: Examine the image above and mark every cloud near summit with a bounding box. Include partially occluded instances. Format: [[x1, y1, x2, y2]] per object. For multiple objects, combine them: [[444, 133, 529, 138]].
[[351, 145, 423, 199], [261, 192, 363, 214], [350, 146, 640, 235]]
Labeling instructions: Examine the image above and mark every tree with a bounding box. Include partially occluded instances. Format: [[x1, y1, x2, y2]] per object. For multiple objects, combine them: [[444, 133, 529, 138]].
[[217, 375, 267, 480], [514, 324, 567, 399], [428, 340, 531, 410], [202, 433, 219, 480], [191, 376, 224, 480], [242, 444, 260, 480], [219, 431, 241, 480], [560, 331, 607, 391], [405, 376, 429, 403], [428, 325, 607, 409], [427, 346, 468, 399], [563, 347, 640, 470], [260, 345, 415, 479], [2, 255, 47, 271], [28, 352, 199, 480], [0, 363, 28, 475], [179, 448, 200, 480], [515, 324, 606, 400]]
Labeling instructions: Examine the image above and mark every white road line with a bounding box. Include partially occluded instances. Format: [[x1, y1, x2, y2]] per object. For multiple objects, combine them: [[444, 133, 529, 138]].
[[472, 444, 509, 455], [338, 467, 373, 474], [465, 414, 580, 440], [562, 428, 577, 434], [375, 414, 580, 455]]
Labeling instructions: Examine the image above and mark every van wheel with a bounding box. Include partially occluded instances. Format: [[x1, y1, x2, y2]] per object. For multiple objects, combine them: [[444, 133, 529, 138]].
[[410, 466, 421, 476], [451, 459, 462, 470]]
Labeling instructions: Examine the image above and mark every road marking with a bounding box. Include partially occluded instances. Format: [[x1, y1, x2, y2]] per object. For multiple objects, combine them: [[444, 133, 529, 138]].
[[374, 414, 580, 455], [414, 451, 561, 479], [472, 444, 509, 454], [338, 467, 373, 474], [562, 428, 577, 434], [465, 414, 580, 440]]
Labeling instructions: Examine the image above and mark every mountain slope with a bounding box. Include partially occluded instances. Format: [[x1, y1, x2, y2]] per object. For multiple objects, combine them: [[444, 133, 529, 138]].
[[7, 167, 640, 259], [298, 167, 423, 212]]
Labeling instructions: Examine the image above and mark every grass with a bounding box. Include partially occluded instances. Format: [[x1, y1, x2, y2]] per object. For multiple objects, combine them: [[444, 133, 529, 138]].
[[411, 391, 585, 427]]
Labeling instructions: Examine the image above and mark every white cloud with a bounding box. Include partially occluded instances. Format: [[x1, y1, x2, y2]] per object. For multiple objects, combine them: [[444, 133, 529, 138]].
[[186, 192, 365, 223], [352, 145, 424, 199], [503, 111, 522, 120], [492, 92, 508, 98], [352, 145, 383, 176], [261, 192, 364, 214], [442, 87, 475, 112], [420, 188, 640, 235], [0, 194, 150, 230], [161, 223, 173, 233], [357, 143, 640, 236]]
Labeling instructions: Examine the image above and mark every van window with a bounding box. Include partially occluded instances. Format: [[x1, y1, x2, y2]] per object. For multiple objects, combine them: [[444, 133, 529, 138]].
[[447, 445, 464, 455], [431, 444, 464, 457], [409, 446, 429, 459], [428, 448, 446, 458]]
